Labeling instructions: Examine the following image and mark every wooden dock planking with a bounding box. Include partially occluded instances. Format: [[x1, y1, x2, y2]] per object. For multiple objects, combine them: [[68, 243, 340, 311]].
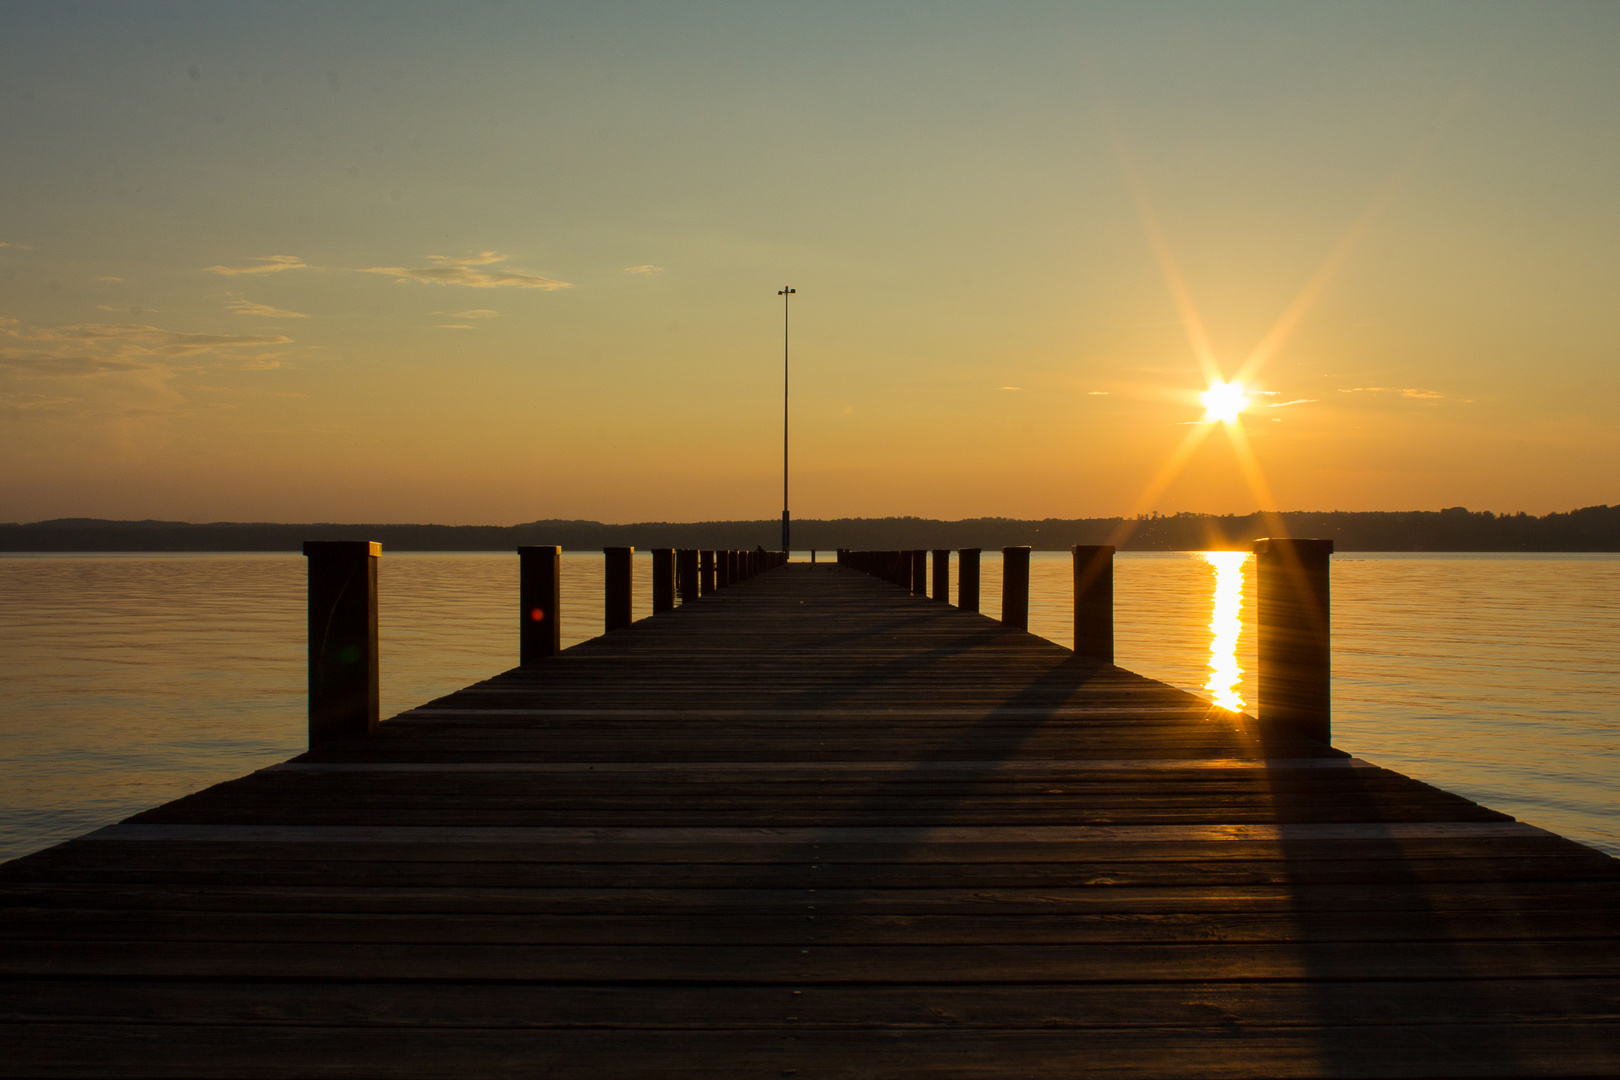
[[2, 562, 1617, 1078]]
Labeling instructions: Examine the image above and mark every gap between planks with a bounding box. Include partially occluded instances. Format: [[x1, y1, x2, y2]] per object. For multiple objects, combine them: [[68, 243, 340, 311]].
[[83, 821, 1556, 845]]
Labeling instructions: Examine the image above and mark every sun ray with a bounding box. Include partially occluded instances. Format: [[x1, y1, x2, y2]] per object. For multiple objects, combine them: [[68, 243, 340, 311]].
[[1099, 110, 1221, 385], [1107, 420, 1218, 548], [1098, 82, 1474, 534], [1234, 86, 1475, 387], [1221, 418, 1290, 538]]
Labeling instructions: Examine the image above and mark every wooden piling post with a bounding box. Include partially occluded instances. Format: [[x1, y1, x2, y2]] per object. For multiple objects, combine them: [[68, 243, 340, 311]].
[[1071, 545, 1115, 662], [1254, 537, 1334, 743], [518, 545, 562, 664], [958, 548, 981, 613], [700, 550, 716, 594], [302, 540, 380, 747], [1002, 546, 1031, 630], [911, 550, 927, 595], [932, 549, 950, 601], [652, 548, 675, 614], [677, 549, 699, 603], [604, 547, 634, 632]]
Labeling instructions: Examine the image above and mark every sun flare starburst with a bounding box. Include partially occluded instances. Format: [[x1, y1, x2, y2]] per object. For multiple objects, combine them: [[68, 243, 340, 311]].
[[1199, 379, 1251, 425]]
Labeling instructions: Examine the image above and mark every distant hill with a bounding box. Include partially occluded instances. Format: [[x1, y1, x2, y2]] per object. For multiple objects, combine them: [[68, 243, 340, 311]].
[[3, 505, 1618, 552]]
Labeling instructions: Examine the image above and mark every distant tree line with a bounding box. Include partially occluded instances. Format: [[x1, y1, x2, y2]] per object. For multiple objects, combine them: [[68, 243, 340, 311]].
[[3, 505, 1618, 552]]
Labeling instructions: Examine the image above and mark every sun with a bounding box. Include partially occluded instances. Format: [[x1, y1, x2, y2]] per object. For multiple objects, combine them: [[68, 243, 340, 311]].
[[1199, 379, 1251, 425]]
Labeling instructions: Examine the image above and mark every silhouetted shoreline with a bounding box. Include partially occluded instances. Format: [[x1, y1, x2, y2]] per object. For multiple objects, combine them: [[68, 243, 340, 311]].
[[3, 505, 1617, 552]]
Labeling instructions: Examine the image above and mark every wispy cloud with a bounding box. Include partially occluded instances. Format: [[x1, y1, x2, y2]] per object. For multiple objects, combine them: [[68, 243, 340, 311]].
[[360, 252, 571, 290], [1087, 391, 1109, 396], [437, 308, 500, 319], [226, 296, 308, 319], [1266, 398, 1317, 407], [436, 324, 478, 330], [1339, 386, 1446, 399], [207, 255, 308, 276], [0, 315, 292, 421], [94, 275, 123, 283], [624, 264, 664, 275], [999, 386, 1022, 391]]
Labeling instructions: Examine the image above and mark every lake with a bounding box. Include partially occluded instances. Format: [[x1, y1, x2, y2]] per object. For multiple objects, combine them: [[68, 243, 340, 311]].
[[1, 550, 1615, 861]]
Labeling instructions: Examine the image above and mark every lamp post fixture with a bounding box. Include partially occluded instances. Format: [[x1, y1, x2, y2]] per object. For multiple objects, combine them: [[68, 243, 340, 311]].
[[778, 286, 794, 553]]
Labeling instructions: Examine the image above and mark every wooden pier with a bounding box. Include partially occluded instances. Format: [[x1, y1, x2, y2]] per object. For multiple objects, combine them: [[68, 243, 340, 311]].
[[3, 561, 1617, 1077]]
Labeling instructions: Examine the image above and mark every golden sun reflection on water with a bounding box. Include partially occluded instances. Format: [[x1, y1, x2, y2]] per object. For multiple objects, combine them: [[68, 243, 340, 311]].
[[1200, 551, 1249, 711]]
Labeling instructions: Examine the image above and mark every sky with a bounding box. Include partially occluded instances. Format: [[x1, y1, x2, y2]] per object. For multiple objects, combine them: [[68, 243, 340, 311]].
[[2, 1, 1617, 525]]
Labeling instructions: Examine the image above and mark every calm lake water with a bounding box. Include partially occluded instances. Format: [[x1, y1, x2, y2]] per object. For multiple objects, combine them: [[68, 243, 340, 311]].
[[1, 551, 1615, 861]]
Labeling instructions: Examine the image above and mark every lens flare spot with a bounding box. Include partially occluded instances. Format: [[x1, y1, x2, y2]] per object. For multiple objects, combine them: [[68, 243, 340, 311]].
[[1200, 551, 1248, 712], [1199, 379, 1251, 424], [529, 607, 545, 622]]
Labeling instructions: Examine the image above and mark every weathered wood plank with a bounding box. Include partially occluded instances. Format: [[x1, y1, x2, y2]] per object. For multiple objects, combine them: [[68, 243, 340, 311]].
[[1, 562, 1614, 1079]]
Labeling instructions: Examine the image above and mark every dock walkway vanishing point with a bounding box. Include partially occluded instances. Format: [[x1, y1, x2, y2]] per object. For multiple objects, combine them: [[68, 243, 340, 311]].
[[3, 560, 1618, 1077]]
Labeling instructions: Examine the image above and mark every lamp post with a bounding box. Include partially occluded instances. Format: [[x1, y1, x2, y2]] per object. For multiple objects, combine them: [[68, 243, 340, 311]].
[[778, 286, 794, 553]]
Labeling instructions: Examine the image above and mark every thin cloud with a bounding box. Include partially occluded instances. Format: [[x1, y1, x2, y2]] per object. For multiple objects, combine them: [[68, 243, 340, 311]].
[[999, 386, 1022, 391], [1087, 391, 1109, 396], [436, 324, 478, 330], [94, 276, 123, 283], [1339, 386, 1445, 399], [226, 296, 308, 319], [1266, 398, 1317, 408], [0, 316, 293, 422], [360, 251, 571, 290], [207, 255, 308, 276], [624, 264, 664, 275], [437, 308, 500, 319]]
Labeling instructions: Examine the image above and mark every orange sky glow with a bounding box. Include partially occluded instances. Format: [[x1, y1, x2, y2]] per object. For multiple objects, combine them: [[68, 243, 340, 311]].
[[2, 3, 1617, 524]]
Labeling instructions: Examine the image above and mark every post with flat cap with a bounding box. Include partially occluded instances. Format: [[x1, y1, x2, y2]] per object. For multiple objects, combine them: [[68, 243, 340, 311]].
[[932, 549, 950, 602], [677, 549, 699, 603], [1002, 546, 1031, 631], [519, 545, 561, 664], [1254, 537, 1334, 744], [604, 547, 634, 632], [958, 548, 981, 613], [303, 540, 380, 748], [652, 548, 676, 614], [1072, 545, 1115, 662]]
